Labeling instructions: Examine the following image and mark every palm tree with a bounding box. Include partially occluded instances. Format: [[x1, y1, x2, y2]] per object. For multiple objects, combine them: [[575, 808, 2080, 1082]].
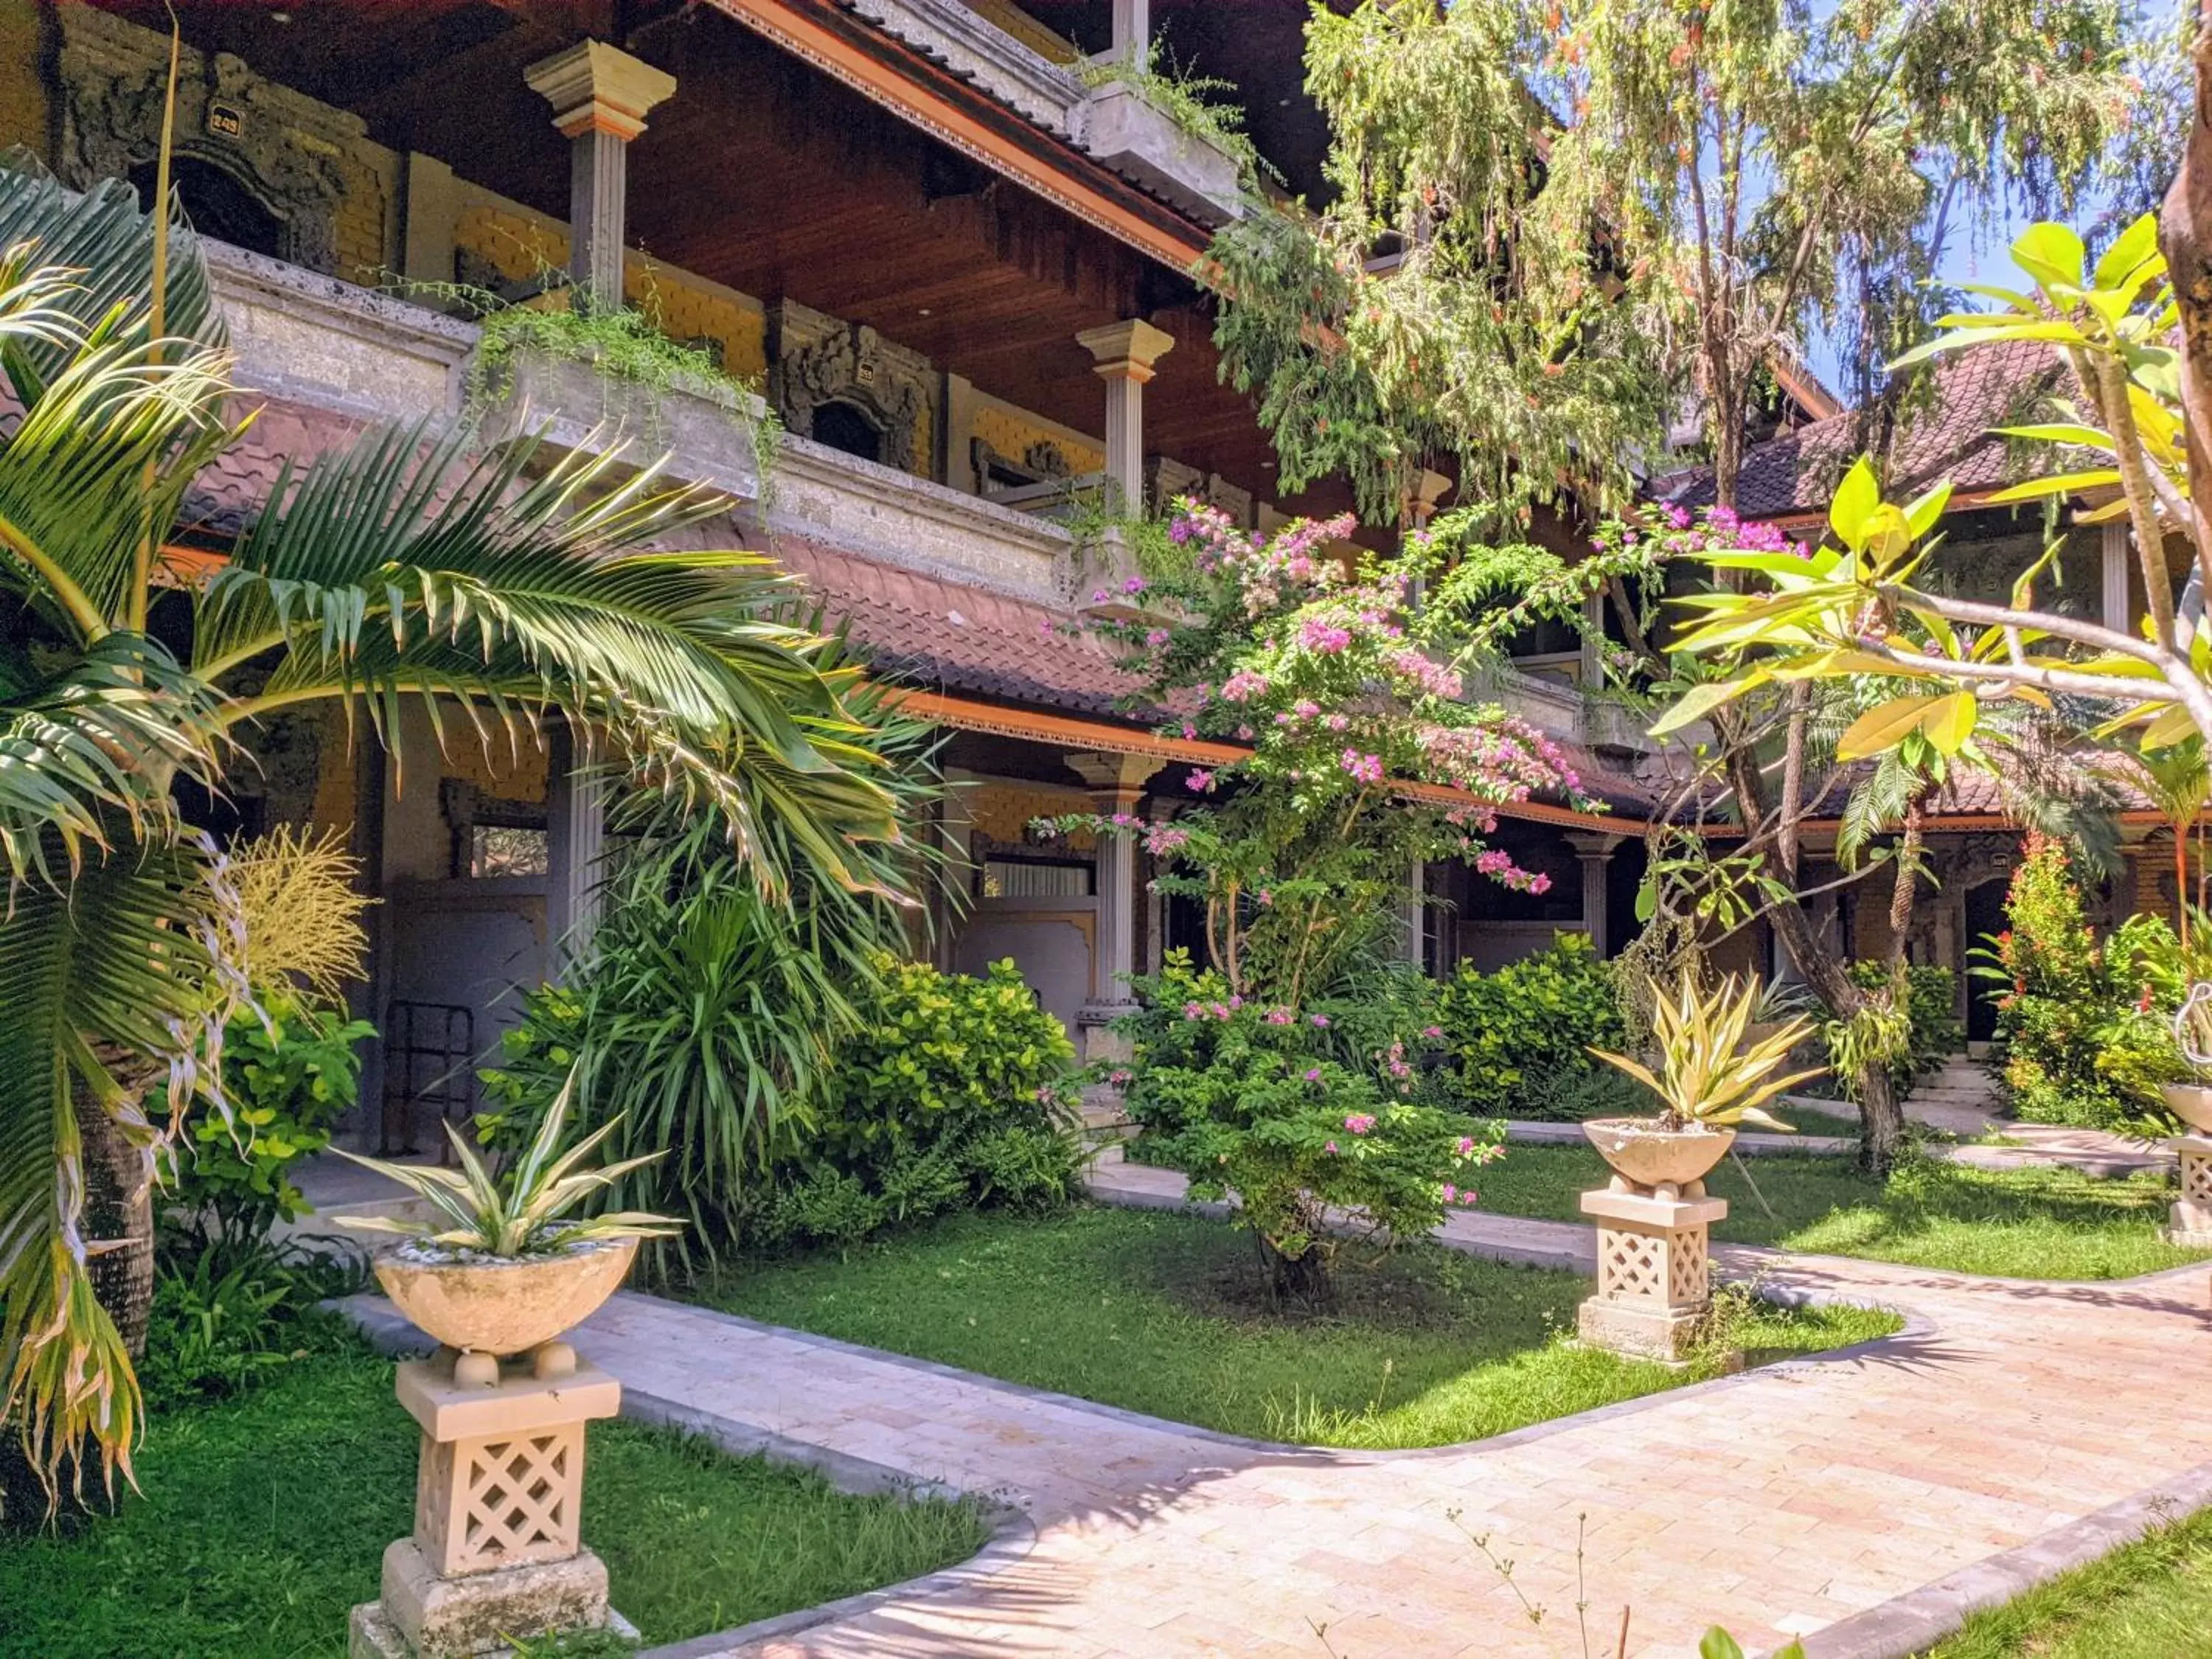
[[0, 165, 910, 1500]]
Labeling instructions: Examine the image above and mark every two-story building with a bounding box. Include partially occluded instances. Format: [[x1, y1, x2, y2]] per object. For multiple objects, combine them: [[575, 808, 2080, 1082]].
[[10, 0, 1686, 1147]]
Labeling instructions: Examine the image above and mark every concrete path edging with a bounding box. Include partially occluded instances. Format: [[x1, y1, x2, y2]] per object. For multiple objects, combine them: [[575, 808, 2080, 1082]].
[[1786, 1457, 2212, 1659]]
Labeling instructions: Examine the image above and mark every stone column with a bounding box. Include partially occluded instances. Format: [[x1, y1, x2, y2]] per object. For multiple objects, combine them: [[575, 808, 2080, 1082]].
[[1076, 319, 1175, 517], [1068, 751, 1164, 1058], [546, 727, 607, 975], [2102, 520, 2132, 633], [351, 1357, 625, 1658], [1578, 1186, 1728, 1363], [1566, 832, 1624, 959], [1104, 0, 1150, 63], [2168, 1137, 2212, 1245], [1578, 585, 1606, 688], [526, 41, 676, 313]]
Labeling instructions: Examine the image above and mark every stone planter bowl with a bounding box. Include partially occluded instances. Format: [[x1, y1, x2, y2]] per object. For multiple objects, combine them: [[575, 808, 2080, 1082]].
[[2161, 1083, 2212, 1135], [374, 1238, 638, 1357], [1582, 1119, 1736, 1189]]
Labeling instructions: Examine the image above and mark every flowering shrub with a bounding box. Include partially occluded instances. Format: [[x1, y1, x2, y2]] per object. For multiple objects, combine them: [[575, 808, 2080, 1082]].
[[1436, 932, 1625, 1115], [1041, 504, 1588, 1008], [1980, 835, 2182, 1128], [1041, 504, 1577, 1295], [1121, 956, 1503, 1304]]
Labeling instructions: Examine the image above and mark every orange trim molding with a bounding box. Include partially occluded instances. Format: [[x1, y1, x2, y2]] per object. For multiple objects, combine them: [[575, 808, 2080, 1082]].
[[894, 689, 1641, 832], [703, 0, 1212, 272]]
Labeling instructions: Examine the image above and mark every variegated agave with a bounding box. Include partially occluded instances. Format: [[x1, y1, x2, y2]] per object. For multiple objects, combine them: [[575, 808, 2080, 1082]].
[[335, 1074, 678, 1258], [1590, 972, 1822, 1133]]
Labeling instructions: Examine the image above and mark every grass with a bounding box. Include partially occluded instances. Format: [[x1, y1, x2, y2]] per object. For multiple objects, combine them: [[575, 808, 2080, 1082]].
[[1472, 1144, 2204, 1280], [697, 1205, 1897, 1450], [0, 1346, 988, 1659], [1924, 1504, 2212, 1657]]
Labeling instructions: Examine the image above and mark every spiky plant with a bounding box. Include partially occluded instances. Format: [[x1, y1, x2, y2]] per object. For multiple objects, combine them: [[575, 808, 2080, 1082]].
[[335, 1074, 676, 1259], [1590, 973, 1821, 1133]]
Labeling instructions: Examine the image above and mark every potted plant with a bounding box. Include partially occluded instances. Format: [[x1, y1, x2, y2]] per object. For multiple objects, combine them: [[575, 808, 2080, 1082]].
[[335, 1078, 677, 1384], [1585, 973, 1821, 1191], [2163, 981, 2212, 1133]]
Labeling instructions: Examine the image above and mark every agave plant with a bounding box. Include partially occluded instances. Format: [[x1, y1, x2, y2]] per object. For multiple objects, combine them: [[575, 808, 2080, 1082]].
[[1590, 973, 1821, 1133], [333, 1076, 678, 1259]]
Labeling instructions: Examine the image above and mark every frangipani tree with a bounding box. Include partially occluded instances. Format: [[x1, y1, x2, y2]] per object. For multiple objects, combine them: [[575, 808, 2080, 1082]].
[[0, 166, 909, 1500], [1672, 215, 2211, 760]]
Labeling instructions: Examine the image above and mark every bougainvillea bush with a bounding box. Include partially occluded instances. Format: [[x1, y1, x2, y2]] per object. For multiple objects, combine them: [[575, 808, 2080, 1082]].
[[1039, 504, 1587, 1297], [1119, 956, 1502, 1304]]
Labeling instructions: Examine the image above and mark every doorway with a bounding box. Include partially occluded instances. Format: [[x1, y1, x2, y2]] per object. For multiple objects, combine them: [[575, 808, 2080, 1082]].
[[1961, 877, 2009, 1044]]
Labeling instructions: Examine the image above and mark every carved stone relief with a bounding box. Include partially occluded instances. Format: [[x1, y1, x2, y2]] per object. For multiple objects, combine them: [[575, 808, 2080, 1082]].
[[57, 6, 364, 274], [768, 299, 933, 473]]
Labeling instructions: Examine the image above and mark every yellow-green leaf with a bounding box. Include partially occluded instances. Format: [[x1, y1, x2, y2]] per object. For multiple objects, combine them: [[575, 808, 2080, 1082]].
[[2013, 222, 2087, 292], [1919, 691, 1977, 756], [1828, 458, 1880, 549], [1837, 695, 1948, 760]]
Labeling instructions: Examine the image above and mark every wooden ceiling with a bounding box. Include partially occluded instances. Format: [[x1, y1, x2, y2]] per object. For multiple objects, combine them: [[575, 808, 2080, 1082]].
[[95, 0, 1356, 521]]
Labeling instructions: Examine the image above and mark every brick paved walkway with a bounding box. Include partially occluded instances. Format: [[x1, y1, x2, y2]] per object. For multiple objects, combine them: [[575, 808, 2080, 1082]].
[[457, 1172, 2212, 1659]]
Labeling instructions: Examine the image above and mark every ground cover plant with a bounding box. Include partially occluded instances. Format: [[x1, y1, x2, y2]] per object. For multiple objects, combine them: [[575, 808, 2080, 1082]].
[[1472, 1146, 2201, 1280], [1922, 1503, 2212, 1658], [0, 1346, 989, 1659], [698, 1205, 1896, 1450]]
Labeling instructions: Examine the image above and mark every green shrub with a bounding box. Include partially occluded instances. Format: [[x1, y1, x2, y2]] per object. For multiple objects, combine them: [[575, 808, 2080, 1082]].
[[136, 1244, 364, 1413], [1435, 932, 1625, 1113], [157, 989, 375, 1261], [755, 956, 1083, 1252], [1978, 835, 2183, 1129], [1119, 953, 1500, 1303]]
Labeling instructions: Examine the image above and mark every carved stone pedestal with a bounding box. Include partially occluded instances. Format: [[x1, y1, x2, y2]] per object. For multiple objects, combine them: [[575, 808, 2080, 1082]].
[[2166, 1136, 2212, 1247], [349, 1356, 623, 1658], [1577, 1187, 1728, 1364]]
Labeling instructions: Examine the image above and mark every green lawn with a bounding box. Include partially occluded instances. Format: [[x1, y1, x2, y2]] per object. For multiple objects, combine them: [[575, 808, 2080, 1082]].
[[0, 1348, 988, 1659], [1923, 1506, 2212, 1658], [697, 1205, 1897, 1450], [1472, 1144, 2202, 1280]]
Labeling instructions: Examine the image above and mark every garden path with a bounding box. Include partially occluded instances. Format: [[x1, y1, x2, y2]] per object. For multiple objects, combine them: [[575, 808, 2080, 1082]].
[[1893, 1059, 2177, 1178], [442, 1168, 2212, 1659]]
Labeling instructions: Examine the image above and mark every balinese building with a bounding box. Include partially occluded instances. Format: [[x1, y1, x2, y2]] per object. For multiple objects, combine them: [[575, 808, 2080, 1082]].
[[9, 0, 1684, 1150], [1658, 336, 2203, 1045]]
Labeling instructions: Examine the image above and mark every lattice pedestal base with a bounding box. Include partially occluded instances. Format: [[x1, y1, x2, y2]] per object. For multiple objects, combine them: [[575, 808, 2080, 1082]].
[[356, 1354, 622, 1658], [1577, 1187, 1728, 1364], [2167, 1136, 2212, 1247]]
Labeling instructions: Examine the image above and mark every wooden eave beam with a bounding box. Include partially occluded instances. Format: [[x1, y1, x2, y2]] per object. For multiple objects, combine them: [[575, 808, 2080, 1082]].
[[700, 0, 1214, 273]]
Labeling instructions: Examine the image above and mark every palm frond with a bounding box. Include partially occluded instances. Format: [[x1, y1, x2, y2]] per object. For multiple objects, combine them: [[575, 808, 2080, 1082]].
[[0, 164, 222, 394], [0, 633, 228, 884], [0, 842, 227, 1500]]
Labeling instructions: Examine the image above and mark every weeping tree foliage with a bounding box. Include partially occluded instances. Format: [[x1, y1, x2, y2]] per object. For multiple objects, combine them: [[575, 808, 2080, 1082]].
[[0, 162, 916, 1504], [1206, 0, 2143, 521], [1207, 0, 2146, 1172]]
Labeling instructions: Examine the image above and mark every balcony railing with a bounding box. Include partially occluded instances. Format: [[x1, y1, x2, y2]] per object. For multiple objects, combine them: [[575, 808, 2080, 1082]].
[[206, 242, 1079, 607]]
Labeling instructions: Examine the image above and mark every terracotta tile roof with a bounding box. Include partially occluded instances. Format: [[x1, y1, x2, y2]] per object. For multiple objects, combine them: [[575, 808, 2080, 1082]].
[[171, 403, 1658, 813], [178, 397, 372, 538], [1656, 339, 2069, 521], [769, 535, 1145, 718]]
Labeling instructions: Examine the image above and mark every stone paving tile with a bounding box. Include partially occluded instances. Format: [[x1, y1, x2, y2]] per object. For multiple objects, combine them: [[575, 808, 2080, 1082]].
[[507, 1176, 2212, 1659]]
